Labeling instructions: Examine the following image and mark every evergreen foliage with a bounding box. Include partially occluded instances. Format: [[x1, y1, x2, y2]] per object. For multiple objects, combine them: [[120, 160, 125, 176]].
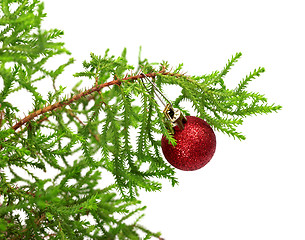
[[0, 0, 281, 239]]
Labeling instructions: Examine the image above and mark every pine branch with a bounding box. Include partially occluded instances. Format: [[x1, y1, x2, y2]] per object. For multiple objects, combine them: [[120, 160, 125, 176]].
[[1, 1, 281, 239], [11, 69, 176, 131]]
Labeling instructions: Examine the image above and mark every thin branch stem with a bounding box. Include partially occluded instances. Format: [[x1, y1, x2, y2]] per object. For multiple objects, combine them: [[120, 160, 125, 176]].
[[10, 65, 186, 132], [12, 70, 168, 131]]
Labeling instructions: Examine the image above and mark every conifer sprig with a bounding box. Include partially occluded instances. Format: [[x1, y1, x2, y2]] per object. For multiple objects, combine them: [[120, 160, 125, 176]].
[[158, 54, 282, 140]]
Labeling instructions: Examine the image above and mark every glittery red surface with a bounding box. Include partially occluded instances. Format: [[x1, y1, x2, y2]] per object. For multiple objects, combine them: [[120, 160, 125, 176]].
[[161, 116, 216, 171]]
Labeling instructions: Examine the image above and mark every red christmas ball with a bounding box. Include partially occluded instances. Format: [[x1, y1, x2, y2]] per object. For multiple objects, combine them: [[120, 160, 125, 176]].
[[161, 116, 216, 171]]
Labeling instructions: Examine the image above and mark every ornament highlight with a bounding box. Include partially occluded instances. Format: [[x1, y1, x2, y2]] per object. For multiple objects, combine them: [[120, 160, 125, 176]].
[[161, 115, 216, 171]]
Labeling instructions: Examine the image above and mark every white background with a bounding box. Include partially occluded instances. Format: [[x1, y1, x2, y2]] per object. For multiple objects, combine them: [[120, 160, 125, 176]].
[[17, 0, 305, 239]]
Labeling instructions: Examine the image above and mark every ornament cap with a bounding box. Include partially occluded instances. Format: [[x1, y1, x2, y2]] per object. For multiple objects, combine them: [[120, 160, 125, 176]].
[[163, 104, 187, 132]]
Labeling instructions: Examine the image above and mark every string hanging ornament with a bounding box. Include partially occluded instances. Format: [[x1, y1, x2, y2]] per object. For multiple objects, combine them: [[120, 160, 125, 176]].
[[140, 73, 216, 171]]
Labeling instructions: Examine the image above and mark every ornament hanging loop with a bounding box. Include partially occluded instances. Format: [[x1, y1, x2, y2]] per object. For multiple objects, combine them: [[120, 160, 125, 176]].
[[140, 73, 172, 108], [140, 72, 187, 132]]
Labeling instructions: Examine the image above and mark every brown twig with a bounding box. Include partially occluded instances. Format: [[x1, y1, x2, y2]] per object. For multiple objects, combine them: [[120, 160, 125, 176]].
[[11, 70, 171, 132], [0, 104, 4, 128], [12, 79, 120, 131]]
